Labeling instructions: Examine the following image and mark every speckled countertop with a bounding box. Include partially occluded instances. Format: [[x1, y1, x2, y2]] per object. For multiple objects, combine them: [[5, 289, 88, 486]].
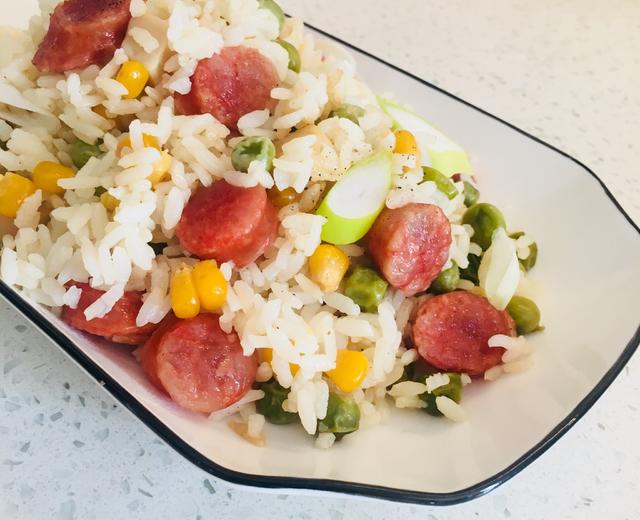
[[2, 0, 640, 518]]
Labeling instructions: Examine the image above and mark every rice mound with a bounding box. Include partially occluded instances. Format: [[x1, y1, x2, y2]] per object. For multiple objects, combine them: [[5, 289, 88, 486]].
[[0, 0, 534, 439]]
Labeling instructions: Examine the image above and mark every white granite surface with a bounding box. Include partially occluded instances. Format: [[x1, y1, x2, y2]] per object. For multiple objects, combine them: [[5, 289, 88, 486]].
[[2, 0, 640, 518]]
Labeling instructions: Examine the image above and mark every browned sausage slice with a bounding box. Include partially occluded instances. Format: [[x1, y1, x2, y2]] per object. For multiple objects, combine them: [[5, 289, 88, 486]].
[[174, 47, 279, 130], [175, 180, 278, 268], [33, 0, 132, 73], [412, 291, 515, 376], [138, 314, 257, 413], [61, 283, 158, 345], [368, 203, 452, 296]]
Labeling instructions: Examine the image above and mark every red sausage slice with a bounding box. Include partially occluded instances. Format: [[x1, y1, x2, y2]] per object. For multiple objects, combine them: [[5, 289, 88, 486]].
[[138, 314, 257, 414], [175, 180, 278, 267], [33, 0, 132, 73], [61, 283, 158, 345], [368, 203, 452, 296], [174, 46, 279, 130], [412, 291, 515, 376]]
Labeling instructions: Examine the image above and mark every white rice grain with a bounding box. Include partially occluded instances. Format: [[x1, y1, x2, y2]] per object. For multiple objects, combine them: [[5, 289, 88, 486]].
[[40, 277, 66, 306], [237, 109, 270, 130], [255, 361, 273, 383], [335, 317, 374, 338], [315, 433, 336, 449], [129, 27, 159, 53], [435, 396, 466, 422], [130, 0, 146, 16], [95, 77, 128, 97], [456, 279, 476, 291], [371, 301, 401, 380], [220, 261, 234, 281], [208, 390, 265, 421], [425, 373, 450, 393], [16, 260, 45, 290], [323, 292, 360, 316], [293, 273, 323, 303], [247, 413, 266, 439], [337, 244, 364, 257], [394, 395, 426, 409], [296, 381, 318, 435], [62, 285, 82, 309], [162, 186, 188, 230], [83, 283, 125, 320], [484, 365, 504, 381], [314, 379, 329, 420], [0, 248, 18, 285], [14, 190, 42, 229], [388, 381, 427, 398], [488, 334, 519, 349]]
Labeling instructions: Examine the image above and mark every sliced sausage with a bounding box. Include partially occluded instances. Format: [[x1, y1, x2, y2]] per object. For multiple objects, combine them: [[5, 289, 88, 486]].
[[412, 291, 515, 376], [174, 46, 279, 130], [61, 283, 158, 345], [138, 314, 257, 414], [175, 180, 278, 267], [33, 0, 132, 73], [368, 203, 452, 296]]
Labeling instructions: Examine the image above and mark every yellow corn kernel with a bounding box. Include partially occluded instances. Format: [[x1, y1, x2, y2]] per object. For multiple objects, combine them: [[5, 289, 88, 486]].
[[0, 173, 36, 218], [116, 133, 160, 156], [92, 105, 111, 119], [148, 150, 172, 186], [100, 192, 120, 211], [115, 60, 149, 99], [32, 161, 75, 194], [170, 266, 200, 319], [394, 129, 420, 169], [258, 348, 273, 364], [192, 260, 227, 312], [308, 244, 349, 292], [267, 186, 298, 208], [259, 348, 299, 375], [326, 350, 369, 393]]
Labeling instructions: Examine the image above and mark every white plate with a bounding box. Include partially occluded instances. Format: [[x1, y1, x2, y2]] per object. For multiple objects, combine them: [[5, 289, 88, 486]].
[[3, 9, 640, 506]]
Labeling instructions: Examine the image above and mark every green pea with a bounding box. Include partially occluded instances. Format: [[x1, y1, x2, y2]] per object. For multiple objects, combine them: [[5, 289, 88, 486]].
[[462, 202, 506, 250], [422, 167, 458, 200], [463, 180, 479, 206], [430, 262, 460, 294], [258, 0, 285, 30], [231, 136, 276, 173], [506, 295, 541, 335], [276, 39, 301, 73], [344, 265, 388, 313], [510, 231, 538, 271], [71, 138, 103, 169], [419, 373, 463, 417], [328, 104, 365, 125], [317, 393, 360, 437], [459, 254, 481, 285], [256, 380, 298, 425]]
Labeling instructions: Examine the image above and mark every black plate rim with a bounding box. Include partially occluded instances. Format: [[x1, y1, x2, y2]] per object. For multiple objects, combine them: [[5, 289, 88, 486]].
[[2, 21, 639, 507]]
